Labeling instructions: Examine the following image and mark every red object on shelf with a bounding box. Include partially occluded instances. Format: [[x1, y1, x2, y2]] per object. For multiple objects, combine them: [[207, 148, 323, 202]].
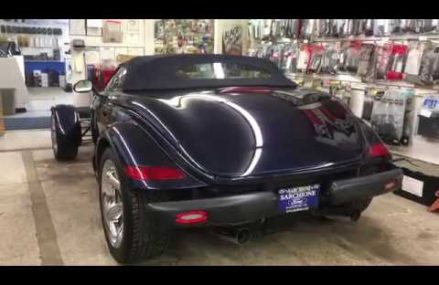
[[101, 69, 115, 86], [386, 70, 404, 80], [386, 43, 408, 81], [428, 191, 439, 213], [391, 44, 408, 55], [87, 64, 117, 92], [350, 40, 363, 49]]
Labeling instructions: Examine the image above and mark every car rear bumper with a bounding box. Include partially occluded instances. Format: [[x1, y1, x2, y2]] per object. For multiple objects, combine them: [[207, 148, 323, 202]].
[[146, 168, 403, 228], [328, 168, 403, 205]]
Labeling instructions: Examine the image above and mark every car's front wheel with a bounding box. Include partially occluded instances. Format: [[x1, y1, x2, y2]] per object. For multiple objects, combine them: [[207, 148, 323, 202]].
[[99, 148, 170, 264]]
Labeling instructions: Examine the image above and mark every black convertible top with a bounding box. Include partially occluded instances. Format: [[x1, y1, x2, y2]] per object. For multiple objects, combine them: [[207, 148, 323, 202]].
[[120, 54, 296, 91]]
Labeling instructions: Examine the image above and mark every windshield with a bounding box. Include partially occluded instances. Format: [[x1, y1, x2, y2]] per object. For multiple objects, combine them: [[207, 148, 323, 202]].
[[176, 62, 272, 80]]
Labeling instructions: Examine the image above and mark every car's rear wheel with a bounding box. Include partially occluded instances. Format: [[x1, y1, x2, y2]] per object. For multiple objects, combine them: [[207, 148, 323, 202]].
[[51, 112, 79, 160], [99, 148, 170, 264]]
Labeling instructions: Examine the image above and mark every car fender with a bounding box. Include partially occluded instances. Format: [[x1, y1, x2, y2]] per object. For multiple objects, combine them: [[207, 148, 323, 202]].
[[51, 104, 81, 145], [96, 121, 207, 190]]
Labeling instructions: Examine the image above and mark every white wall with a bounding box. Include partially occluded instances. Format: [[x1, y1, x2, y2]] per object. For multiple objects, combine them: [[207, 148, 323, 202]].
[[144, 20, 155, 55], [74, 21, 143, 48], [69, 19, 251, 87], [69, 20, 155, 85]]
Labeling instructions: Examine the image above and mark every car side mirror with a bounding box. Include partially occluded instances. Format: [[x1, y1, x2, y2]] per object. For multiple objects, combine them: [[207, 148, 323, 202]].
[[73, 80, 93, 93]]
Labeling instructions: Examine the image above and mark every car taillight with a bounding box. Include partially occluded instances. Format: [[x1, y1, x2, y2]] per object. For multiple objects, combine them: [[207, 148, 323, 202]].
[[124, 165, 186, 181], [368, 143, 390, 158], [175, 210, 208, 224]]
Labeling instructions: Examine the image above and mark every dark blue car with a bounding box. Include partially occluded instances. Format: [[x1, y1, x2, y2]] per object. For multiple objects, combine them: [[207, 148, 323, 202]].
[[50, 54, 403, 264]]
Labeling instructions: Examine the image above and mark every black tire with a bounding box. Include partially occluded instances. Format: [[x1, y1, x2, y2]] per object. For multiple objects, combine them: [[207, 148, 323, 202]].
[[51, 112, 80, 161], [99, 147, 170, 264]]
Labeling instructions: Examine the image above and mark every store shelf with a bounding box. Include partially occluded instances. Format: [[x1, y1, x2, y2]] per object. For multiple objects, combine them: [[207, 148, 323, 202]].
[[311, 34, 439, 43], [252, 35, 439, 46], [24, 60, 66, 74], [21, 46, 58, 49], [24, 60, 64, 63], [286, 72, 439, 96]]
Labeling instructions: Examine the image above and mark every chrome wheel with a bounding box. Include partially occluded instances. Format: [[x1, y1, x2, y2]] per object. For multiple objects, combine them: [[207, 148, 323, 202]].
[[101, 159, 124, 248], [51, 115, 58, 154]]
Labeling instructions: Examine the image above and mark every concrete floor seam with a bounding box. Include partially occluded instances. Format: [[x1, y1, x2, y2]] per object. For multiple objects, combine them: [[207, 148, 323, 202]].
[[21, 150, 64, 265], [0, 147, 52, 153]]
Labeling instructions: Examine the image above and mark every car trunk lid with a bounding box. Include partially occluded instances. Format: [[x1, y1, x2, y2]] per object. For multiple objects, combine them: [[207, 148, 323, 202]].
[[127, 87, 365, 179]]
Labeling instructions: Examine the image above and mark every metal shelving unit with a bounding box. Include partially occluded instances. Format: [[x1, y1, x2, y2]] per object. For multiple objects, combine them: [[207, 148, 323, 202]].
[[287, 72, 439, 96]]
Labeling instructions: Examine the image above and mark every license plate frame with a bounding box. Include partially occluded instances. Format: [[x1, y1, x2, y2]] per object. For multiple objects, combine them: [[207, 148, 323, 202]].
[[278, 184, 320, 213]]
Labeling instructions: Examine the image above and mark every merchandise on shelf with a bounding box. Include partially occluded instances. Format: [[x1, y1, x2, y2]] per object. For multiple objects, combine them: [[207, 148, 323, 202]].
[[247, 19, 439, 92], [357, 43, 376, 80], [281, 44, 300, 73], [373, 20, 391, 37], [154, 20, 213, 54], [361, 87, 386, 121], [251, 41, 301, 73], [404, 41, 425, 84], [307, 44, 325, 73], [418, 43, 439, 85], [417, 94, 439, 138], [318, 42, 341, 75], [375, 42, 393, 80], [339, 41, 361, 74], [222, 25, 244, 55], [424, 19, 439, 33], [299, 19, 317, 39], [386, 43, 408, 80], [296, 44, 313, 73], [0, 41, 21, 56], [249, 20, 301, 41], [370, 88, 415, 145], [102, 20, 123, 43]]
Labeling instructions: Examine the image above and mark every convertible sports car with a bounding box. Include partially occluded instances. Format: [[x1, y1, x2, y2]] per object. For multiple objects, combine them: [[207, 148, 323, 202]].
[[51, 54, 403, 264]]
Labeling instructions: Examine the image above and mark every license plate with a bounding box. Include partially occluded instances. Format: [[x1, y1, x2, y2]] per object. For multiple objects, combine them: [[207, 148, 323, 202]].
[[278, 184, 320, 213]]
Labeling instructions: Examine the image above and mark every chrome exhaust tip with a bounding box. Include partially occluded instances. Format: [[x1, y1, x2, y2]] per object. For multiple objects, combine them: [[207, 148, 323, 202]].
[[236, 228, 252, 244], [211, 226, 253, 245]]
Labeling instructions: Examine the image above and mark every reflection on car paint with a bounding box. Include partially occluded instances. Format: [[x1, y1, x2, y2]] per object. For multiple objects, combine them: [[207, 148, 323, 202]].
[[112, 126, 148, 188], [131, 100, 179, 142], [131, 100, 217, 174], [299, 101, 355, 141], [150, 94, 264, 177]]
